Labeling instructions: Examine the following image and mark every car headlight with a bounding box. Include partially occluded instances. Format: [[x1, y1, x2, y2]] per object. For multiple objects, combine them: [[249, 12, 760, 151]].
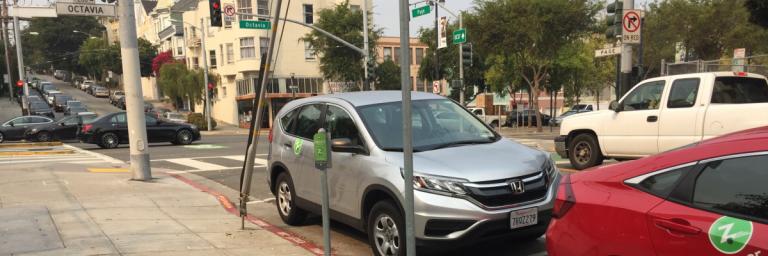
[[413, 174, 467, 195], [542, 157, 558, 186], [190, 125, 198, 130]]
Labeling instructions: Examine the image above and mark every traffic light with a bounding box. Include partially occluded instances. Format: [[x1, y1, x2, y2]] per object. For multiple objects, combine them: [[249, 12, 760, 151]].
[[366, 59, 375, 82], [209, 0, 223, 27], [462, 43, 473, 67], [605, 0, 623, 39]]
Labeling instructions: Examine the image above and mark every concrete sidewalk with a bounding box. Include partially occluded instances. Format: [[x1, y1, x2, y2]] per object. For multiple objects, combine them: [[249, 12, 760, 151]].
[[0, 96, 21, 122], [0, 156, 317, 255]]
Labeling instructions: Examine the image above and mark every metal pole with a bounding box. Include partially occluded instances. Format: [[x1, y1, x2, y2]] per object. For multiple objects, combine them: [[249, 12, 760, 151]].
[[1, 2, 12, 100], [200, 18, 212, 131], [433, 0, 439, 84], [399, 0, 416, 254], [619, 0, 633, 97], [319, 130, 331, 256], [362, 0, 370, 91], [458, 12, 464, 105], [240, 0, 283, 232], [12, 2, 26, 106], [118, 0, 151, 181]]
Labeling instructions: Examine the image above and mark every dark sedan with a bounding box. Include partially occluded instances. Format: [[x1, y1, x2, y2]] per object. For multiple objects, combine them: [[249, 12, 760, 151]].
[[505, 110, 551, 126], [53, 94, 74, 112], [25, 114, 98, 142], [29, 101, 55, 118], [79, 112, 201, 149], [0, 116, 54, 143]]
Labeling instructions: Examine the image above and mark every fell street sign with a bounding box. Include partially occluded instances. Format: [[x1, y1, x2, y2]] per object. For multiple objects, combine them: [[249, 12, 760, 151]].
[[595, 46, 621, 58], [56, 2, 115, 16], [240, 20, 271, 30], [411, 5, 430, 18], [452, 29, 466, 44]]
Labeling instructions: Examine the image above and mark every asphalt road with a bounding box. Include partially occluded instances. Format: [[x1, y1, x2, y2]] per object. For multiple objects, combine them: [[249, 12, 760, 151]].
[[35, 75, 122, 117]]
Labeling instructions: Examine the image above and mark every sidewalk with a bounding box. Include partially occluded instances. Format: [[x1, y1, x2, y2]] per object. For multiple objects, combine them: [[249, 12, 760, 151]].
[[200, 123, 267, 136], [0, 149, 318, 255], [0, 96, 21, 122]]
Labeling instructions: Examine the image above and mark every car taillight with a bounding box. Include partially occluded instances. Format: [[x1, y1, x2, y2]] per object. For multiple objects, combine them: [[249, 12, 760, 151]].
[[552, 174, 575, 219], [268, 127, 274, 143], [81, 124, 93, 134], [734, 71, 748, 77]]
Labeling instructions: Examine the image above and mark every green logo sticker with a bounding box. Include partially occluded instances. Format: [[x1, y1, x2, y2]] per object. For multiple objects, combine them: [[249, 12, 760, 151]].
[[293, 139, 303, 156], [709, 216, 753, 254]]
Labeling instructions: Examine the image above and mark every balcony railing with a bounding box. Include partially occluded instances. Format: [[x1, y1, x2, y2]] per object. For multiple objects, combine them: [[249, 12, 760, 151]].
[[236, 77, 324, 97]]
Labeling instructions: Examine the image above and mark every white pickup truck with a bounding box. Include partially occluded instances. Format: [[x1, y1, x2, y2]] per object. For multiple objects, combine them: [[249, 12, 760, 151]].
[[555, 72, 768, 169], [468, 107, 506, 127]]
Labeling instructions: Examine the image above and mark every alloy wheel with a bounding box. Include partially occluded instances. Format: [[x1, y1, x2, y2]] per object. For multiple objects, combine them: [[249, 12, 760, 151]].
[[374, 214, 400, 256], [277, 182, 292, 216]]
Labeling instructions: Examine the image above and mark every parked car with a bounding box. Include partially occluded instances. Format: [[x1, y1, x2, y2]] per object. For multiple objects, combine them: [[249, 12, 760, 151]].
[[0, 116, 54, 143], [569, 104, 594, 111], [144, 102, 154, 112], [115, 97, 126, 110], [64, 101, 88, 116], [505, 110, 551, 127], [109, 90, 124, 105], [25, 113, 98, 142], [80, 80, 94, 91], [28, 101, 55, 119], [549, 109, 591, 127], [79, 112, 201, 149], [467, 107, 506, 128], [556, 71, 768, 170], [93, 86, 110, 97], [546, 125, 768, 256], [268, 92, 558, 255], [164, 112, 187, 123], [46, 91, 62, 105], [53, 94, 74, 112], [38, 82, 55, 93]]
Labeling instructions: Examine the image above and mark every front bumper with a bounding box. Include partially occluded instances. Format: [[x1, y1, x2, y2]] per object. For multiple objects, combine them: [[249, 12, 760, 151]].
[[413, 173, 559, 248], [554, 135, 568, 158]]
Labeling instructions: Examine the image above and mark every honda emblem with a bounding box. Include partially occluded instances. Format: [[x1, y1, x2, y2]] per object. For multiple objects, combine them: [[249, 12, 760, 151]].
[[509, 180, 525, 194]]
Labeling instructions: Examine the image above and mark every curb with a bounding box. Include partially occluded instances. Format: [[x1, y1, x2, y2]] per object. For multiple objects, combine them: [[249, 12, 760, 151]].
[[168, 173, 328, 256], [0, 142, 63, 148], [0, 149, 74, 156]]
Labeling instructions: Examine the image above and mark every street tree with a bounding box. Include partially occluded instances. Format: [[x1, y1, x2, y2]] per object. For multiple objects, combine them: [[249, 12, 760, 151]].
[[466, 0, 598, 132], [23, 16, 104, 74], [157, 63, 204, 109], [302, 1, 380, 89], [374, 59, 401, 90], [152, 50, 176, 76], [78, 38, 119, 80]]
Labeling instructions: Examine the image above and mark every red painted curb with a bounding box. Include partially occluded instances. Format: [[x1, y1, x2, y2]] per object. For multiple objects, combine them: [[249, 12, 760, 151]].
[[169, 173, 328, 256]]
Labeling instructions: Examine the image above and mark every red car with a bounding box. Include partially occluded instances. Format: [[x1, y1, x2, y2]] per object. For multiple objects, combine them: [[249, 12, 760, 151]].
[[547, 126, 768, 256]]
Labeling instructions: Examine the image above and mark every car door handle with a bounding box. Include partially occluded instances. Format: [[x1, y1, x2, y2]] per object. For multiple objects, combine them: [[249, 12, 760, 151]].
[[283, 143, 292, 148], [654, 218, 701, 236], [647, 115, 658, 122]]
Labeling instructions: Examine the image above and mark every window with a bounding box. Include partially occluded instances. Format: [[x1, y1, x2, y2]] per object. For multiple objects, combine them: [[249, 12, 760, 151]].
[[325, 106, 362, 146], [416, 78, 426, 92], [192, 57, 199, 69], [257, 0, 269, 21], [636, 167, 689, 198], [350, 5, 360, 11], [260, 37, 269, 57], [415, 48, 424, 65], [281, 107, 299, 133], [110, 113, 127, 124], [237, 0, 253, 20], [667, 78, 699, 108], [383, 47, 392, 61], [711, 77, 768, 104], [209, 50, 217, 68], [27, 117, 51, 123], [303, 4, 313, 24], [409, 48, 413, 64], [304, 41, 316, 60], [394, 47, 400, 63], [240, 37, 256, 59], [145, 115, 158, 125], [176, 46, 183, 56], [226, 43, 234, 64], [295, 104, 324, 139], [693, 154, 768, 222], [621, 81, 665, 111], [62, 117, 79, 126]]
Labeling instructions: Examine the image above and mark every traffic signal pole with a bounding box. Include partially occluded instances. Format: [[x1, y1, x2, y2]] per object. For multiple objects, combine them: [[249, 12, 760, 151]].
[[118, 0, 152, 181], [362, 0, 370, 91], [399, 0, 416, 254], [1, 4, 12, 100], [200, 18, 212, 131], [619, 0, 634, 97], [12, 1, 27, 108], [458, 12, 464, 105]]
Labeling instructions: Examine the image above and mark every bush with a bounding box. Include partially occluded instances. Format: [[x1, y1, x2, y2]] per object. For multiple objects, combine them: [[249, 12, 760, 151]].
[[187, 113, 217, 130]]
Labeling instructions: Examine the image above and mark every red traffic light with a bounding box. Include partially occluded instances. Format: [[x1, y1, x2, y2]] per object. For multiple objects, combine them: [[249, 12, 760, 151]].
[[16, 80, 23, 87], [212, 2, 219, 9], [208, 83, 214, 89]]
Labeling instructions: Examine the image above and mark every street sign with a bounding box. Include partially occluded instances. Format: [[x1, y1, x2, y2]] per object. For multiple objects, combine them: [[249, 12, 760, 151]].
[[223, 4, 236, 17], [595, 46, 621, 58], [239, 20, 271, 29], [289, 85, 299, 90], [734, 48, 746, 59], [411, 5, 430, 18], [56, 2, 116, 16], [438, 16, 448, 49], [452, 29, 466, 44], [621, 10, 642, 44], [432, 81, 441, 94]]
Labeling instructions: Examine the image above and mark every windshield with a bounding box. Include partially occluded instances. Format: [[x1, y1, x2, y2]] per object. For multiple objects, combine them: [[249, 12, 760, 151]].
[[167, 113, 184, 120], [31, 103, 49, 110], [68, 101, 83, 107], [357, 99, 498, 152]]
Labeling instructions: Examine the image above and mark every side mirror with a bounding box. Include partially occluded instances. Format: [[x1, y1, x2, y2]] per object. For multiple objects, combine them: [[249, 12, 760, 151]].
[[609, 100, 621, 112], [8, 122, 14, 127], [331, 138, 367, 154]]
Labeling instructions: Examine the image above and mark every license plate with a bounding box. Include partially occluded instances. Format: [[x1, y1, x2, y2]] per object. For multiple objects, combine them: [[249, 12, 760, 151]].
[[510, 207, 538, 230]]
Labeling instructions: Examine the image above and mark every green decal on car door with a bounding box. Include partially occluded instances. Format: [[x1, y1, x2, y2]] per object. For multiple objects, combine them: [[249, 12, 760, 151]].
[[709, 216, 753, 254], [293, 139, 303, 156]]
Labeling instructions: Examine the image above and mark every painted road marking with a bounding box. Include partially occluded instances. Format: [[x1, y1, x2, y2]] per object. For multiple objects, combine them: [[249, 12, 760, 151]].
[[88, 168, 129, 173], [222, 155, 267, 165], [163, 158, 229, 171]]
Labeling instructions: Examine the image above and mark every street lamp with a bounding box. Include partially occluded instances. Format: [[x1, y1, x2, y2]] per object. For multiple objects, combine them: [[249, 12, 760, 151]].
[[72, 30, 97, 39]]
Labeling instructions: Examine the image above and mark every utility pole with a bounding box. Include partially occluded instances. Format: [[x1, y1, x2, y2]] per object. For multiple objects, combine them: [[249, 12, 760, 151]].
[[362, 0, 370, 91], [1, 1, 12, 100], [118, 0, 151, 181], [458, 12, 463, 105], [12, 0, 26, 108], [433, 0, 439, 84], [399, 0, 416, 254], [619, 0, 634, 97], [200, 18, 212, 131]]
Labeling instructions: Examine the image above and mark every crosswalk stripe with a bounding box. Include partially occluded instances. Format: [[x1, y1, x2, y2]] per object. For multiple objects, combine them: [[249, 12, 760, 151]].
[[163, 158, 229, 171]]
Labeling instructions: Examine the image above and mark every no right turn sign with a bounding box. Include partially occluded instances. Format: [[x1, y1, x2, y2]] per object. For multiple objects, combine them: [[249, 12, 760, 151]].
[[622, 10, 642, 44]]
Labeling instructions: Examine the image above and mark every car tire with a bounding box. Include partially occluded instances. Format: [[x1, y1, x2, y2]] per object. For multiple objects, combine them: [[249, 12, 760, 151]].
[[489, 120, 499, 128], [367, 200, 405, 256], [36, 131, 51, 142], [99, 132, 119, 149], [172, 129, 194, 145], [568, 133, 604, 170], [274, 172, 307, 225]]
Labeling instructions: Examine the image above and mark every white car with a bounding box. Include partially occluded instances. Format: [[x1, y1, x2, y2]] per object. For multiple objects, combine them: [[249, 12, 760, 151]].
[[46, 90, 62, 105], [80, 80, 94, 91], [556, 71, 768, 169]]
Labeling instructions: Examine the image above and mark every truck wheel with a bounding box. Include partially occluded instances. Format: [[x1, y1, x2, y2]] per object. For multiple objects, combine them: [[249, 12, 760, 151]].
[[568, 133, 604, 170], [490, 120, 499, 128]]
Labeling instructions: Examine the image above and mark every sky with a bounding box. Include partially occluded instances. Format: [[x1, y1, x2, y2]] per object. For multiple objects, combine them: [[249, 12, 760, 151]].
[[373, 0, 652, 37]]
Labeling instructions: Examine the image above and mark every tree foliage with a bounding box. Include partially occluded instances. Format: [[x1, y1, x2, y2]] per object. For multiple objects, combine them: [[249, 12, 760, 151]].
[[302, 1, 380, 85], [23, 16, 105, 74], [374, 59, 401, 90], [466, 0, 598, 131], [78, 38, 121, 80], [152, 50, 176, 76], [157, 63, 204, 106]]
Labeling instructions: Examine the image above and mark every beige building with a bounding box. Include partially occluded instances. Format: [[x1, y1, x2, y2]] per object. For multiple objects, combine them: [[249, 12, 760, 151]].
[[374, 36, 434, 93]]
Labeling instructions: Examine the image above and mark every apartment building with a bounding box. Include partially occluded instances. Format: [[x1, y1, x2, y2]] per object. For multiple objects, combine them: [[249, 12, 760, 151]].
[[375, 36, 434, 93]]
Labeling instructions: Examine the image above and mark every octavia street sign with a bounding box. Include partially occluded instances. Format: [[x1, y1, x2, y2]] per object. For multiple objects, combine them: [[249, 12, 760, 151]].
[[56, 2, 116, 16], [239, 20, 271, 30]]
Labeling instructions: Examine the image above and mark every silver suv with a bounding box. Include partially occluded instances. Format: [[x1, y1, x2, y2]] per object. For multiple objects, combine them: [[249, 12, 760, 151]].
[[267, 91, 559, 255]]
